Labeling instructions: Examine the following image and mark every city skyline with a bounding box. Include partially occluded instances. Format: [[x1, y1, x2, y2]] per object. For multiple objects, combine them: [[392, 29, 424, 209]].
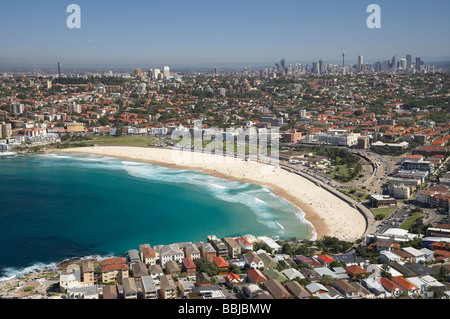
[[0, 0, 449, 68]]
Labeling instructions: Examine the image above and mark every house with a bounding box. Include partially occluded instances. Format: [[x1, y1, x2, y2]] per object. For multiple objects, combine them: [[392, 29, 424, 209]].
[[402, 247, 434, 263], [126, 249, 141, 265], [305, 282, 329, 296], [102, 285, 118, 299], [165, 260, 181, 276], [361, 277, 387, 297], [263, 269, 288, 284], [345, 265, 367, 279], [196, 272, 212, 287], [406, 275, 446, 296], [226, 272, 242, 286], [332, 280, 359, 299], [160, 275, 177, 299], [405, 263, 437, 277], [380, 277, 402, 297], [122, 278, 138, 299], [316, 254, 335, 266], [213, 256, 229, 272], [391, 276, 420, 296], [148, 264, 164, 283], [140, 246, 156, 266], [284, 281, 311, 299], [313, 266, 338, 279], [236, 283, 262, 299], [257, 236, 281, 254], [294, 255, 320, 266], [299, 268, 321, 282], [141, 275, 158, 299], [182, 257, 197, 276], [178, 278, 196, 296], [331, 253, 366, 266], [190, 285, 225, 299], [131, 261, 149, 279], [236, 236, 253, 250], [262, 279, 291, 299], [349, 281, 375, 299], [243, 251, 264, 269], [101, 257, 129, 284], [258, 252, 278, 269], [247, 269, 268, 284], [67, 285, 99, 299], [281, 268, 304, 281]]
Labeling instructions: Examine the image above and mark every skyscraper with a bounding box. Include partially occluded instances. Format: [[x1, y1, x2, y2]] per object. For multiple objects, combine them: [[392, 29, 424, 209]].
[[358, 55, 363, 72], [342, 52, 345, 75], [415, 57, 421, 73], [163, 66, 170, 80], [319, 59, 324, 74], [406, 54, 412, 70]]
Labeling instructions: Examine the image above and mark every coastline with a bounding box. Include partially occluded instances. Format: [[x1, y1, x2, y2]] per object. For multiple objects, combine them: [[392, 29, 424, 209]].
[[57, 145, 367, 242]]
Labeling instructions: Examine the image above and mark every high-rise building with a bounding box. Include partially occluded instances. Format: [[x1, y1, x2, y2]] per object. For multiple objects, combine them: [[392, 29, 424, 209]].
[[312, 62, 319, 75], [215, 68, 219, 76], [392, 55, 398, 69], [406, 54, 412, 70], [319, 59, 324, 74], [415, 57, 421, 73], [358, 55, 363, 72], [10, 103, 24, 114], [163, 66, 170, 80]]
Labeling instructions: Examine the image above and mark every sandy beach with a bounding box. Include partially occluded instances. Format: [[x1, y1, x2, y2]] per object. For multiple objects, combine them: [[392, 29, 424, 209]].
[[58, 146, 367, 242]]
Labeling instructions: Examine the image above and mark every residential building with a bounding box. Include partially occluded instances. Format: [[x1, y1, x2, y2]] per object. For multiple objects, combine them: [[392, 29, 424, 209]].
[[181, 257, 196, 276], [141, 276, 158, 299], [243, 251, 264, 269], [102, 285, 118, 299], [332, 280, 359, 299], [196, 272, 212, 287], [67, 285, 99, 299], [262, 279, 291, 299], [223, 237, 241, 259], [101, 257, 129, 284], [284, 281, 310, 299], [122, 278, 138, 299], [81, 261, 95, 286], [247, 268, 268, 284], [165, 259, 181, 276], [196, 241, 217, 262], [160, 275, 177, 299]]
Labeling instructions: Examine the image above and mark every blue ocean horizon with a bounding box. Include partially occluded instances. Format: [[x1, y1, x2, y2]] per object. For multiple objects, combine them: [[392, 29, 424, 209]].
[[0, 153, 314, 280]]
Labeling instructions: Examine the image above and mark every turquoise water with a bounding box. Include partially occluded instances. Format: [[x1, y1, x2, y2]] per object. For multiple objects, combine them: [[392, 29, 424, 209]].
[[0, 153, 314, 279]]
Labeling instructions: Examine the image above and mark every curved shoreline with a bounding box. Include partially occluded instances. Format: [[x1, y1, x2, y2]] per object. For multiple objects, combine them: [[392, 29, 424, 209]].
[[57, 146, 367, 242]]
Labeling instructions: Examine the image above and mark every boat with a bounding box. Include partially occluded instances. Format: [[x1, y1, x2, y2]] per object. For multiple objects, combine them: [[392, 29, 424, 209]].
[[0, 152, 17, 158]]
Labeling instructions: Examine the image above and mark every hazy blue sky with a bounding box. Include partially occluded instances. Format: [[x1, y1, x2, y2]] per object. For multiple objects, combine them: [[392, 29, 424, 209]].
[[0, 0, 449, 68]]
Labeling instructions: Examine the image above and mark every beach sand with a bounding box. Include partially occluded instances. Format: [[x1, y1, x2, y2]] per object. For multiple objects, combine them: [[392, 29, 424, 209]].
[[58, 146, 367, 242]]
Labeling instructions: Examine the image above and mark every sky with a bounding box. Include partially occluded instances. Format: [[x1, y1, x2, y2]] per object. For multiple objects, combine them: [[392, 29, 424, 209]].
[[0, 0, 449, 69]]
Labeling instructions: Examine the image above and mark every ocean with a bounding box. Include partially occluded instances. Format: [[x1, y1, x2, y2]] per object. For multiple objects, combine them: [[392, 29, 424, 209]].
[[0, 153, 314, 280]]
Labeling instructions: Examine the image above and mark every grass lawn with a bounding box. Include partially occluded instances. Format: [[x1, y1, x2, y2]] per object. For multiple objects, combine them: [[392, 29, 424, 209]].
[[399, 212, 426, 230], [327, 165, 360, 183], [370, 206, 398, 220], [338, 187, 369, 202]]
